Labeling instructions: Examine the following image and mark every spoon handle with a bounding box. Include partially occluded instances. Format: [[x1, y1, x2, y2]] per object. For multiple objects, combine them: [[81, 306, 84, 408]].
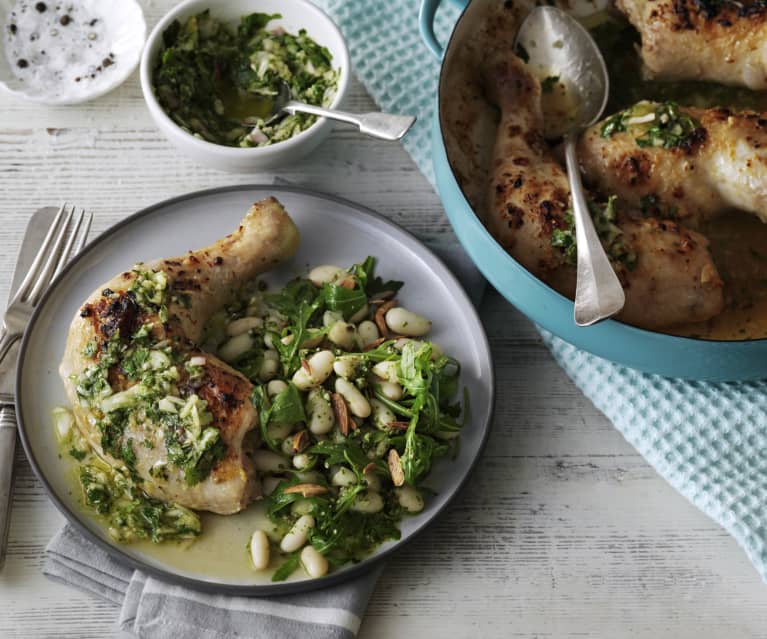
[[564, 134, 626, 326], [283, 101, 416, 141]]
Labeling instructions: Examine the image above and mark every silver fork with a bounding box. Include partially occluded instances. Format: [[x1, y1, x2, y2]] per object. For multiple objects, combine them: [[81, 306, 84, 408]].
[[0, 203, 92, 569], [0, 204, 92, 367]]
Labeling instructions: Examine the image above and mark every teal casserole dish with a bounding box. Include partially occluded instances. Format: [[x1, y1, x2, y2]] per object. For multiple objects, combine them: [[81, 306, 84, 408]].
[[419, 0, 767, 381]]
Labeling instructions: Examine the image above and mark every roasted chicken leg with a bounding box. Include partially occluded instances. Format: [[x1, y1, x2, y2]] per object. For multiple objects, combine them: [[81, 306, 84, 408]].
[[616, 0, 767, 89], [60, 197, 300, 514]]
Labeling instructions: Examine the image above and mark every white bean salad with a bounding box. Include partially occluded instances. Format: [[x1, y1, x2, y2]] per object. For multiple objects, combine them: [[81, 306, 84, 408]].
[[203, 257, 467, 581]]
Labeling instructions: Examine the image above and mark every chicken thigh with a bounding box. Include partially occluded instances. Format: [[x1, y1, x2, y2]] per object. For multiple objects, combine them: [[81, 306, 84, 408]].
[[484, 53, 724, 329], [60, 197, 300, 514], [616, 0, 767, 89], [578, 103, 767, 228]]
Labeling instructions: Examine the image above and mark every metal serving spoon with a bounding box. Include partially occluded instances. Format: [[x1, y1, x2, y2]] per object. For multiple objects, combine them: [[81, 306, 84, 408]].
[[265, 82, 416, 141], [515, 7, 625, 326]]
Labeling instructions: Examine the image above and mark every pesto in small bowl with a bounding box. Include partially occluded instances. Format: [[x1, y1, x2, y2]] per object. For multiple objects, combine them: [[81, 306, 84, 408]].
[[152, 10, 339, 147]]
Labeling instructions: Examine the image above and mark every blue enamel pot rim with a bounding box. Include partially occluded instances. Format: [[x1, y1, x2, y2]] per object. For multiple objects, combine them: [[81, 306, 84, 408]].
[[420, 0, 767, 382]]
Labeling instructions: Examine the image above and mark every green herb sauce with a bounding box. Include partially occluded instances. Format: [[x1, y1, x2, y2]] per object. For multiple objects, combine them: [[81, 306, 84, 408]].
[[152, 10, 339, 147], [600, 100, 702, 149]]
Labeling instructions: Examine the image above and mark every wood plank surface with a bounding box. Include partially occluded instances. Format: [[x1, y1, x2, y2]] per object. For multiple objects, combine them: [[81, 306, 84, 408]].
[[0, 1, 765, 637]]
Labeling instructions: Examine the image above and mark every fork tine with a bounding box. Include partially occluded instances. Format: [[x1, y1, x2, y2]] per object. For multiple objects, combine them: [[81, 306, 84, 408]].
[[26, 205, 75, 305], [74, 209, 92, 254], [11, 203, 70, 305], [50, 207, 86, 282]]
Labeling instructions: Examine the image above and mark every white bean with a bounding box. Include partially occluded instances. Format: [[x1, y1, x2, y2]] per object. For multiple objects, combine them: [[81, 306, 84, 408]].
[[331, 466, 357, 487], [335, 378, 371, 418], [327, 321, 357, 351], [395, 486, 424, 513], [377, 380, 403, 401], [280, 514, 315, 552], [294, 470, 323, 483], [253, 450, 289, 473], [306, 389, 334, 435], [292, 350, 335, 390], [349, 302, 369, 324], [364, 469, 383, 492], [291, 498, 314, 516], [371, 398, 397, 431], [351, 491, 384, 514], [261, 476, 282, 496], [250, 530, 271, 570], [227, 316, 263, 337], [301, 545, 329, 578], [333, 355, 362, 380], [309, 265, 346, 287], [385, 307, 432, 337], [293, 453, 313, 470], [269, 421, 293, 440], [323, 310, 344, 327], [258, 350, 279, 382], [357, 320, 380, 348], [218, 333, 255, 363], [372, 360, 399, 383], [281, 437, 296, 456], [267, 380, 289, 397]]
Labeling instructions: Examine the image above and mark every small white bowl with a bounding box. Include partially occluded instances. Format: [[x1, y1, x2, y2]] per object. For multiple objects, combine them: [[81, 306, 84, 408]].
[[0, 0, 146, 105], [139, 0, 350, 172]]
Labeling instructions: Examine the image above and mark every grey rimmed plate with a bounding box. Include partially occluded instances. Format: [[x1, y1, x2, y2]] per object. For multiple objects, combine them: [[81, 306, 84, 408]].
[[15, 185, 494, 595]]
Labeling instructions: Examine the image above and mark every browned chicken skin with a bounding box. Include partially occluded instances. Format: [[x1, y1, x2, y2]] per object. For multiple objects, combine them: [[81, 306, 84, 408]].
[[60, 198, 300, 514], [579, 104, 767, 229], [616, 0, 767, 89], [484, 54, 724, 330]]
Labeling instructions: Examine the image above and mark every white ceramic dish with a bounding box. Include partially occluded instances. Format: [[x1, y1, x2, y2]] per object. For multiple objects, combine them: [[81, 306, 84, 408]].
[[0, 0, 145, 105], [16, 185, 494, 595], [139, 0, 351, 172]]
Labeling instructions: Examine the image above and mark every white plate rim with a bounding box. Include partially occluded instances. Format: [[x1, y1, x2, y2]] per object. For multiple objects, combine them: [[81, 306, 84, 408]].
[[15, 184, 496, 596]]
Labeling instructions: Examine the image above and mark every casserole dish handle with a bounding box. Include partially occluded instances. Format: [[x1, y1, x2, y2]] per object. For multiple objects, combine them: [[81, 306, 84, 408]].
[[420, 0, 467, 59]]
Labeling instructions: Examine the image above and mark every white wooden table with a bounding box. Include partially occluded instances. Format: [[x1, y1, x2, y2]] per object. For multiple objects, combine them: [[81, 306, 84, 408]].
[[1, 2, 766, 636]]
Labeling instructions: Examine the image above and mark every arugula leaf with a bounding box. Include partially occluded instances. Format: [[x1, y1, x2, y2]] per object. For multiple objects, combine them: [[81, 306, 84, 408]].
[[252, 383, 306, 453], [250, 385, 280, 453], [351, 256, 403, 297], [272, 552, 301, 582], [308, 440, 369, 473], [270, 297, 323, 376], [398, 341, 433, 396], [321, 283, 367, 320], [270, 383, 306, 425]]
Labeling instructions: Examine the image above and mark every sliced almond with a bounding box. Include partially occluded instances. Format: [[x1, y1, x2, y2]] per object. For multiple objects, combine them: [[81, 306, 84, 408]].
[[291, 430, 310, 454], [331, 392, 351, 436], [388, 449, 405, 487], [387, 421, 410, 431], [283, 483, 328, 497], [369, 290, 396, 303], [375, 299, 398, 338]]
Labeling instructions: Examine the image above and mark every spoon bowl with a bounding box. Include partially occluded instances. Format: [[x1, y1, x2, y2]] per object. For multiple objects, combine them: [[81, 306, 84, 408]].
[[515, 6, 624, 326]]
